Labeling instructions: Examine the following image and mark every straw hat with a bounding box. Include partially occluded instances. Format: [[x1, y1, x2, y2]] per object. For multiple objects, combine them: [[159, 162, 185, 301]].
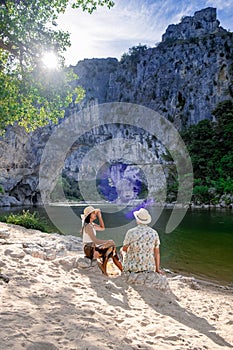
[[133, 208, 151, 224], [81, 206, 98, 220]]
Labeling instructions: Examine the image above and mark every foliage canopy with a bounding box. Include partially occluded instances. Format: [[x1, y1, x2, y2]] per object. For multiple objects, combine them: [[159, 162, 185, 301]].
[[181, 100, 233, 203], [0, 0, 114, 132]]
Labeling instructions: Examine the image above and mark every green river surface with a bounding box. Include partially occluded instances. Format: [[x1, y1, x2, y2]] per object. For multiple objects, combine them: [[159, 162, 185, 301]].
[[1, 205, 232, 285]]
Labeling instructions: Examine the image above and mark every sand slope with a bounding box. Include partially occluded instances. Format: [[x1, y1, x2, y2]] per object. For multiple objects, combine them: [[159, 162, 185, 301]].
[[0, 222, 232, 350]]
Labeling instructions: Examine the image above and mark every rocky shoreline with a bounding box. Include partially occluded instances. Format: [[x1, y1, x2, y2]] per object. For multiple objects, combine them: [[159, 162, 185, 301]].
[[1, 194, 233, 210]]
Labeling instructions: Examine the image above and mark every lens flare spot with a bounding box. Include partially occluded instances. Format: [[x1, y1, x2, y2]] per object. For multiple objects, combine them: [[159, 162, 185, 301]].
[[42, 52, 59, 69]]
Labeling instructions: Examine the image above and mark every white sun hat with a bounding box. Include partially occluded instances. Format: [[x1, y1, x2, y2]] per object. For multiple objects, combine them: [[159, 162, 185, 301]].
[[133, 208, 151, 224], [81, 206, 98, 220]]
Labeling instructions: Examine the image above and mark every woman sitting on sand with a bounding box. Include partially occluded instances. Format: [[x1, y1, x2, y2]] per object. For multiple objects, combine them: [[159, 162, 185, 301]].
[[81, 206, 122, 275]]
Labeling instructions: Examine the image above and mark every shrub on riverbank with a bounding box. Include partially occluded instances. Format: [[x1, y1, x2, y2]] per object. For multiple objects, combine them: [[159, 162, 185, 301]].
[[1, 210, 53, 232]]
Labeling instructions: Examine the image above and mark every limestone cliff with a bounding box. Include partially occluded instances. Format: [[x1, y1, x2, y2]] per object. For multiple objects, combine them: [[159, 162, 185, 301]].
[[73, 7, 233, 128], [0, 7, 233, 206]]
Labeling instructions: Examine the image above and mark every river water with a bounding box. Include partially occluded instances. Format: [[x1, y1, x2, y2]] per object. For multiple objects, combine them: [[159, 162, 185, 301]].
[[1, 205, 232, 285]]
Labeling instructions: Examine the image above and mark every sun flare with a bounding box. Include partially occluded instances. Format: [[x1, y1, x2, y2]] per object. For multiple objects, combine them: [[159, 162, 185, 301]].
[[42, 52, 59, 69]]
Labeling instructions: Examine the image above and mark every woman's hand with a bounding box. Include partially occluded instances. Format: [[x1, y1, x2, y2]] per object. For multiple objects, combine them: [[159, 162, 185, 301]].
[[107, 239, 115, 245], [94, 209, 105, 231], [96, 208, 101, 216]]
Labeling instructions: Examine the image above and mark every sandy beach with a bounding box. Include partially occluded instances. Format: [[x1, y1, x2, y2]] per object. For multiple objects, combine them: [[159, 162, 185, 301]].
[[0, 221, 232, 350]]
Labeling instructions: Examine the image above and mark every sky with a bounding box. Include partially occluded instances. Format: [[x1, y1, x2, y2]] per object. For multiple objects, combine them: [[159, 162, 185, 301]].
[[57, 0, 233, 66]]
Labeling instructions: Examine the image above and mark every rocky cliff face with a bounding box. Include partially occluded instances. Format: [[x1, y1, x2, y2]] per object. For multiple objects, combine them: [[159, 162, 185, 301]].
[[73, 7, 233, 128], [0, 125, 52, 206], [162, 7, 221, 41], [0, 7, 233, 206]]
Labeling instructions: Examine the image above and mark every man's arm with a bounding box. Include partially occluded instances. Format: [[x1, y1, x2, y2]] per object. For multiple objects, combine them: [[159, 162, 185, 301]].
[[154, 247, 165, 274], [122, 245, 129, 252]]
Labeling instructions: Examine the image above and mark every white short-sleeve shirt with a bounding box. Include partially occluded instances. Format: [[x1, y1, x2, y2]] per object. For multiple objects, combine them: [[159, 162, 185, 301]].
[[123, 224, 160, 272]]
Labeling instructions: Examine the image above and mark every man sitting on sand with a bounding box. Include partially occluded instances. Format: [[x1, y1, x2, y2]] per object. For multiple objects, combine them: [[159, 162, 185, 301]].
[[121, 208, 168, 289]]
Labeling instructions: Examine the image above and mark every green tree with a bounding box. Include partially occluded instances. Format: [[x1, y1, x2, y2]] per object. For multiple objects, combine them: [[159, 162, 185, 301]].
[[212, 100, 233, 171], [182, 100, 233, 203], [120, 44, 148, 74], [121, 44, 148, 62], [212, 100, 233, 193], [0, 0, 114, 132], [181, 119, 215, 181]]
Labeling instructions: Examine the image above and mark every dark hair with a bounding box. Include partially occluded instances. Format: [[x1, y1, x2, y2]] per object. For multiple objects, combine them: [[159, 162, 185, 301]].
[[81, 214, 91, 235], [84, 214, 91, 224]]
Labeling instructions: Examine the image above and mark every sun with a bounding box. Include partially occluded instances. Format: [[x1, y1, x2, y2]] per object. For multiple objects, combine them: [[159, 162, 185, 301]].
[[42, 52, 59, 69]]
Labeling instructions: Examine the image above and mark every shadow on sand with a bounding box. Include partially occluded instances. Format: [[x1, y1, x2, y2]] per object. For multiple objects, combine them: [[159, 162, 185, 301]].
[[79, 267, 232, 348]]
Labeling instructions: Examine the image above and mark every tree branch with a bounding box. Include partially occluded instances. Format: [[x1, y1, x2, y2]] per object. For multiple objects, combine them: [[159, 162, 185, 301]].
[[0, 39, 19, 56]]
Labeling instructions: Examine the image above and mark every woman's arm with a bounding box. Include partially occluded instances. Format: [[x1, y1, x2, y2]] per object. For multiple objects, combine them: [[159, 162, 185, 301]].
[[85, 224, 112, 245], [93, 209, 105, 231]]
